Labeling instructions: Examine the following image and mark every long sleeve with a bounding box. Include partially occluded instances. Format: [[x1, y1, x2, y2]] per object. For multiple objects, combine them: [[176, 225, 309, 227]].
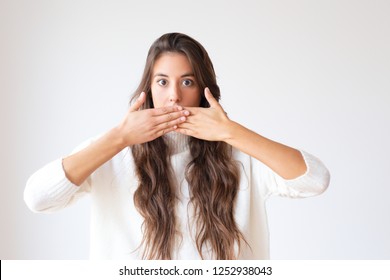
[[24, 139, 93, 213], [282, 150, 330, 197], [253, 150, 330, 199]]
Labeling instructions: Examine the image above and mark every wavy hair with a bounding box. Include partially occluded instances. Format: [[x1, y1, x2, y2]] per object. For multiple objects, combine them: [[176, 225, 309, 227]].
[[131, 33, 246, 259]]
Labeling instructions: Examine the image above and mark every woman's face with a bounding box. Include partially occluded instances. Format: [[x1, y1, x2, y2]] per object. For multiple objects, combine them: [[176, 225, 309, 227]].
[[151, 52, 201, 108]]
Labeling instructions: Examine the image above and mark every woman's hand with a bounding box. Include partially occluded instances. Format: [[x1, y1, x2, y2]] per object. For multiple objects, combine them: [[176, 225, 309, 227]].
[[176, 88, 232, 141], [175, 88, 307, 180], [118, 92, 190, 146]]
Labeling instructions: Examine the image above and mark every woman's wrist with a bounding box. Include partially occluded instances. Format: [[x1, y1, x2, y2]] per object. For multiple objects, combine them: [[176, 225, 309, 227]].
[[109, 126, 130, 151], [222, 120, 242, 143]]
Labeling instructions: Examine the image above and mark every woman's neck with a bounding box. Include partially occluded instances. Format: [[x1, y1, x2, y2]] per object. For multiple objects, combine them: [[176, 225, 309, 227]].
[[164, 132, 189, 155]]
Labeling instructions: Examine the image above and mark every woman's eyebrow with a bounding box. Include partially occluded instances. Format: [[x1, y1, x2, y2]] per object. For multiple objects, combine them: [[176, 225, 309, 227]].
[[153, 73, 195, 78], [154, 73, 168, 78]]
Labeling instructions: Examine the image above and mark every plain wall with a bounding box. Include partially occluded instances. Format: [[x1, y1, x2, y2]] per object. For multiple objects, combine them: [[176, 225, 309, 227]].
[[1, 0, 389, 259]]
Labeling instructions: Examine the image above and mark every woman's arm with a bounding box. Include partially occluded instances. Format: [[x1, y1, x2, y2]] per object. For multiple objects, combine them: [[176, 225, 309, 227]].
[[176, 88, 307, 180], [62, 92, 189, 186], [224, 122, 306, 179], [25, 92, 189, 211]]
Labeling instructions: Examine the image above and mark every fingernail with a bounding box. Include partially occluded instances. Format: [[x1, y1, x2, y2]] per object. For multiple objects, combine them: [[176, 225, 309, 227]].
[[180, 117, 186, 121], [184, 111, 190, 116]]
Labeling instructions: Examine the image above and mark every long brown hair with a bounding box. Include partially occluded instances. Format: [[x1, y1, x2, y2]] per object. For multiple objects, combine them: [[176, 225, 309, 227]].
[[131, 33, 246, 259]]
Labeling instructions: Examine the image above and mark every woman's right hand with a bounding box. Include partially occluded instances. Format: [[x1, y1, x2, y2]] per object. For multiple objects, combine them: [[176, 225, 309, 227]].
[[117, 92, 190, 146], [62, 92, 189, 186]]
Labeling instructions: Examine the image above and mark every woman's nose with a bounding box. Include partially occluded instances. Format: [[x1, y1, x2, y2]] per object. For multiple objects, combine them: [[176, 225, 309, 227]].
[[169, 85, 181, 103]]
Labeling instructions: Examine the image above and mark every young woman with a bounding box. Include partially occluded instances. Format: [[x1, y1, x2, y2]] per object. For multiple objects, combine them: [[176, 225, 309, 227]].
[[25, 32, 330, 260]]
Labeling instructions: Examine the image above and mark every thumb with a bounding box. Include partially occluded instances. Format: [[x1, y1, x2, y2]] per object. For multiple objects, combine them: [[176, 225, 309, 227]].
[[204, 87, 220, 108], [129, 92, 146, 112]]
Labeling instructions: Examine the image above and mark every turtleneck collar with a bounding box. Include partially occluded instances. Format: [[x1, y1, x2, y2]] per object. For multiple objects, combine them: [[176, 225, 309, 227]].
[[163, 132, 190, 155]]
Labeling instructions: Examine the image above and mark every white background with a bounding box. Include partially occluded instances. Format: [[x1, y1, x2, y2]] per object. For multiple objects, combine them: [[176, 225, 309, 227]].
[[1, 0, 389, 259]]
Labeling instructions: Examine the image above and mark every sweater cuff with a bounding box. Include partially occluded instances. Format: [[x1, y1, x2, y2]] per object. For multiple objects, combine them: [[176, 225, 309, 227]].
[[281, 150, 330, 198], [24, 158, 87, 212]]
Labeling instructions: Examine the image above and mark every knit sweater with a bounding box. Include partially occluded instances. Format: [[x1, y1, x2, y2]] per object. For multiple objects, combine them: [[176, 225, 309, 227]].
[[24, 132, 330, 259]]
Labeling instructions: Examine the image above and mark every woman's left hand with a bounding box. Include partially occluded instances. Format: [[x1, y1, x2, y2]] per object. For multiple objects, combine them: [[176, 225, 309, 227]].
[[176, 88, 232, 141], [177, 88, 308, 179]]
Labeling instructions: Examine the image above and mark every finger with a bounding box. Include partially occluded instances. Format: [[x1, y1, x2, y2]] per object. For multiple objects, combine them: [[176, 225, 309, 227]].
[[153, 116, 189, 137], [204, 87, 221, 108], [153, 106, 187, 116], [156, 126, 178, 137], [154, 110, 189, 124], [176, 119, 199, 133], [175, 127, 195, 137], [129, 92, 146, 112], [178, 114, 197, 125], [178, 107, 198, 117], [154, 115, 187, 132]]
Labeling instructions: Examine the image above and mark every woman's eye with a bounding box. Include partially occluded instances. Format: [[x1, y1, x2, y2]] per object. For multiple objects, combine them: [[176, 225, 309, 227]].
[[182, 79, 193, 87], [157, 79, 167, 86]]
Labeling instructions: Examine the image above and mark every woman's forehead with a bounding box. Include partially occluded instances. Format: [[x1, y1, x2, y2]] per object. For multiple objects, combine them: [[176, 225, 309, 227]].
[[152, 52, 193, 77]]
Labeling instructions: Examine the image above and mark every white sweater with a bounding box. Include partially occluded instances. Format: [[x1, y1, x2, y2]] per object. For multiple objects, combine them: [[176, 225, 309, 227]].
[[24, 133, 330, 259]]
